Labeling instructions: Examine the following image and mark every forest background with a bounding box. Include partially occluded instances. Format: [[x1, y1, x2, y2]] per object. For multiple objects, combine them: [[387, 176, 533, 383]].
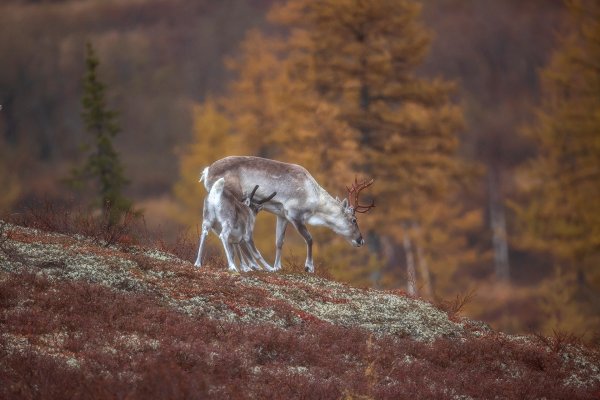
[[1, 0, 598, 341]]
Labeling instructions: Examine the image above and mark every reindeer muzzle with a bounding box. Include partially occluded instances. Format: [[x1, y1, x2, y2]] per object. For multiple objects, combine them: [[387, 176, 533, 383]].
[[352, 235, 365, 247]]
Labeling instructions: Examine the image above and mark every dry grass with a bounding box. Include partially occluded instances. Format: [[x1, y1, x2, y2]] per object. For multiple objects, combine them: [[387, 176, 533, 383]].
[[436, 288, 477, 321]]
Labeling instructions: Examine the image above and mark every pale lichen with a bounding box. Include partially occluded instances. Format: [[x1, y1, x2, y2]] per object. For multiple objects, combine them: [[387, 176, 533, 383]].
[[2, 219, 599, 394]]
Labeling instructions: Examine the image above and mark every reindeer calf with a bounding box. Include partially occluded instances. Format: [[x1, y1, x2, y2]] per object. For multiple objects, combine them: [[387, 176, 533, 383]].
[[194, 177, 276, 272]]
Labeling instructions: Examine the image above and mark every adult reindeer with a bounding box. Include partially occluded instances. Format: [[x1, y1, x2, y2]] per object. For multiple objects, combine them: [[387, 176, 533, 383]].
[[200, 156, 374, 272]]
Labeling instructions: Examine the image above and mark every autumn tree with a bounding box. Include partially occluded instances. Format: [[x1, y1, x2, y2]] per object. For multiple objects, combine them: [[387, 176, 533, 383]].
[[69, 42, 132, 224], [223, 30, 362, 187], [173, 99, 239, 226], [177, 0, 472, 289], [267, 0, 471, 293], [517, 0, 600, 335], [220, 29, 377, 281]]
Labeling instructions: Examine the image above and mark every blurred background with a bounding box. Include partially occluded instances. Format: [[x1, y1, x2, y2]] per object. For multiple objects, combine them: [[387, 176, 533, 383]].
[[1, 0, 598, 341]]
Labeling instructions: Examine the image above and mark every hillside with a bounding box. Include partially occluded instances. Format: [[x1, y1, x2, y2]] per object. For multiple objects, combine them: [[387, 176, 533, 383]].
[[1, 221, 599, 399]]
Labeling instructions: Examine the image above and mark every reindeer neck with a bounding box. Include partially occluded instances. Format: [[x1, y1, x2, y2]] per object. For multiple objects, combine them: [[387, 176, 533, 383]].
[[308, 188, 344, 227]]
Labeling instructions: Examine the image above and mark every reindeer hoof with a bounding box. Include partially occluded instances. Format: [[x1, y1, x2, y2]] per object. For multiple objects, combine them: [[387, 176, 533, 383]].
[[227, 265, 240, 274]]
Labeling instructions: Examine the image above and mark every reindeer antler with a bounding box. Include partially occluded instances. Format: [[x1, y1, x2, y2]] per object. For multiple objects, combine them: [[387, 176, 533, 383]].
[[256, 191, 276, 204], [248, 185, 276, 205], [346, 177, 375, 214], [248, 185, 259, 202]]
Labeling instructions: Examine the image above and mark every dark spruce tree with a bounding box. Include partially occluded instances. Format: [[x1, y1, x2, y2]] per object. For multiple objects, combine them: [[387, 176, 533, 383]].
[[70, 42, 132, 224]]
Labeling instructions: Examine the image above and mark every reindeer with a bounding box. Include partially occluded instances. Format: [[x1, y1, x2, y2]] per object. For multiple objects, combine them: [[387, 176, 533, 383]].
[[200, 156, 374, 273], [194, 177, 277, 272]]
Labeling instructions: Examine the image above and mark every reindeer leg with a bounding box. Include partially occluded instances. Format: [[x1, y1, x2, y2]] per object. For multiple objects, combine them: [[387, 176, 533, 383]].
[[219, 229, 238, 273], [247, 237, 275, 272], [195, 199, 212, 267], [291, 220, 314, 273], [234, 244, 251, 273], [240, 241, 262, 271], [274, 216, 288, 271], [194, 222, 210, 267]]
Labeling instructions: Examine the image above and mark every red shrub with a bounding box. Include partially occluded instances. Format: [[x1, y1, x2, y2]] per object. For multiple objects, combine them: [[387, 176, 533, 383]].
[[1, 235, 599, 399]]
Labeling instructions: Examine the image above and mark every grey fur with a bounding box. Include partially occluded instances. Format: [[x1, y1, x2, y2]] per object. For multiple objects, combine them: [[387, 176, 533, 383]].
[[194, 177, 275, 272], [201, 156, 365, 273]]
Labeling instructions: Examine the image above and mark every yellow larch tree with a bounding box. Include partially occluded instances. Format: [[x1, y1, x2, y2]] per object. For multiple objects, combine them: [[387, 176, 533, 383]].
[[172, 99, 241, 227], [223, 29, 362, 189], [222, 27, 378, 282], [174, 0, 477, 290], [516, 0, 600, 336], [268, 0, 475, 292]]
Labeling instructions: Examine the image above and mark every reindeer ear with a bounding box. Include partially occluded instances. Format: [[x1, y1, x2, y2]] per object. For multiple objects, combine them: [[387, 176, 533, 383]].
[[341, 198, 349, 208]]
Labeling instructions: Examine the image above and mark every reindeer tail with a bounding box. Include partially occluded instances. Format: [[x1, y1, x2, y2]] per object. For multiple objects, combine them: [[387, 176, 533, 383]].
[[199, 166, 210, 190]]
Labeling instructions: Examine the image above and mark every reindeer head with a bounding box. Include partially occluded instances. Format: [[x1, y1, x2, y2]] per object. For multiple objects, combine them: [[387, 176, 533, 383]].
[[244, 185, 277, 215], [337, 177, 375, 247]]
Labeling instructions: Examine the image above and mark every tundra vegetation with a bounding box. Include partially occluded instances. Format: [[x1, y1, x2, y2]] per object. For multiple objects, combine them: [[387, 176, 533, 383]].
[[0, 0, 598, 345], [1, 218, 599, 399]]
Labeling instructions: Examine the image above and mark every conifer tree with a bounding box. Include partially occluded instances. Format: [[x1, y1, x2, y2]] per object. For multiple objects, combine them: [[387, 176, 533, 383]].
[[178, 0, 474, 290], [223, 26, 381, 282], [267, 0, 470, 292], [173, 99, 238, 226], [270, 0, 464, 218], [517, 0, 600, 334], [222, 30, 286, 158], [223, 29, 362, 187], [71, 42, 131, 224]]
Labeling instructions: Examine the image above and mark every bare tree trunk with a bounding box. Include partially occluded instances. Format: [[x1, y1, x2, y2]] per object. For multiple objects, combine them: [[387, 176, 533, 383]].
[[402, 222, 417, 296], [413, 222, 433, 298], [489, 168, 510, 282], [373, 234, 395, 289], [1, 93, 18, 145]]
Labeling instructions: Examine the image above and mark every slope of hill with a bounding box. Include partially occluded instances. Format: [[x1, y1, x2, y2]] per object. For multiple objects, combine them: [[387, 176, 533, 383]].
[[1, 221, 599, 399]]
